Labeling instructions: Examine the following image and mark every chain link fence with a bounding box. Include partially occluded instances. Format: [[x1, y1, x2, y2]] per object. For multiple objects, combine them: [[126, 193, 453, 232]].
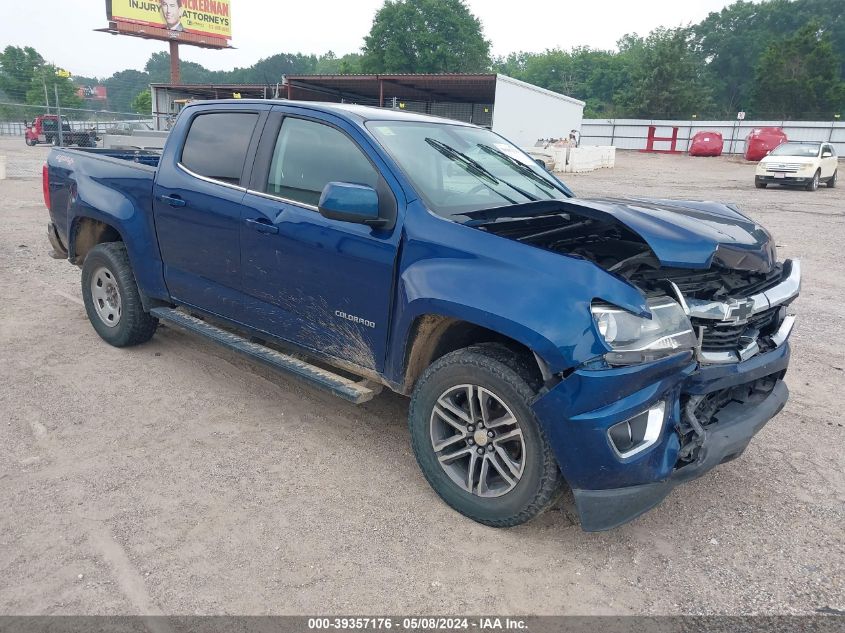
[[0, 102, 153, 137]]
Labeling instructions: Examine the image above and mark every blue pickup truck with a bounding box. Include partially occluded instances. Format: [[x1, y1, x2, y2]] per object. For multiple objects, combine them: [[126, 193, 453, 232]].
[[44, 100, 800, 530]]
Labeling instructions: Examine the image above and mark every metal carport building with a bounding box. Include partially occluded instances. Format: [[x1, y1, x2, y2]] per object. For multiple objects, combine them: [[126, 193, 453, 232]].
[[150, 74, 584, 146]]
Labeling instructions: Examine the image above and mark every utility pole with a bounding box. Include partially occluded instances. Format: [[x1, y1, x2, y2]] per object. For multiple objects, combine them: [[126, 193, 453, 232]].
[[169, 41, 181, 83], [54, 84, 63, 147], [43, 79, 50, 114]]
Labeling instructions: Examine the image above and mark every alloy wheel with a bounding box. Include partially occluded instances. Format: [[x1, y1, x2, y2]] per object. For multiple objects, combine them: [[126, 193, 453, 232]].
[[429, 384, 526, 497]]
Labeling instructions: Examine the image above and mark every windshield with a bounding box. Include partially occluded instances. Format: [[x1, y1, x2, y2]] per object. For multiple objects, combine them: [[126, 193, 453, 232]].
[[366, 120, 571, 221], [770, 142, 820, 157]]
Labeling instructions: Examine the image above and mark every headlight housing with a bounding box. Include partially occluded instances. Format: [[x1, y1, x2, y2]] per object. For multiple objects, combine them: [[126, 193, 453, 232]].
[[591, 297, 697, 365]]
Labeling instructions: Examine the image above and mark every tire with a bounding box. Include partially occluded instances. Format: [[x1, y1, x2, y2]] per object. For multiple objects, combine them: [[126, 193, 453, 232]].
[[806, 169, 820, 191], [408, 344, 563, 527], [81, 242, 158, 347], [25, 138, 36, 147], [755, 180, 767, 189], [827, 170, 837, 188]]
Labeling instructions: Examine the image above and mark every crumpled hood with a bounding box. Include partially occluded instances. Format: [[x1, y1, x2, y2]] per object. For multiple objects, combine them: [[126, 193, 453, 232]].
[[464, 197, 778, 273], [572, 197, 776, 272]]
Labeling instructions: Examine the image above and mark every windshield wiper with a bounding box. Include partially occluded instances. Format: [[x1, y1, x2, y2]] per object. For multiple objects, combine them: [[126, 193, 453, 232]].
[[476, 143, 569, 198], [424, 138, 538, 203]]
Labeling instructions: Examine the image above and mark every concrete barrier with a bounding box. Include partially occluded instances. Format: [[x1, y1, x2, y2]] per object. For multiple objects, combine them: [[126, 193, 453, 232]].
[[0, 155, 6, 180], [522, 145, 618, 174], [563, 146, 616, 173]]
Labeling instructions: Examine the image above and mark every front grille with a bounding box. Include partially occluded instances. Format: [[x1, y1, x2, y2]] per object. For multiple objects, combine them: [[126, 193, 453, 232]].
[[694, 305, 781, 352], [735, 265, 784, 296], [633, 264, 784, 301], [766, 163, 802, 172]]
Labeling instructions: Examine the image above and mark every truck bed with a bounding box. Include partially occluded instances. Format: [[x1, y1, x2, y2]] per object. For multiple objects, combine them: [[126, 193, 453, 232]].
[[57, 147, 162, 168], [46, 147, 161, 256]]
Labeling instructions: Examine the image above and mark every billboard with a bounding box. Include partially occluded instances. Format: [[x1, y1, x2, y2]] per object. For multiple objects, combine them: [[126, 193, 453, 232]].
[[77, 85, 108, 101], [107, 0, 231, 41]]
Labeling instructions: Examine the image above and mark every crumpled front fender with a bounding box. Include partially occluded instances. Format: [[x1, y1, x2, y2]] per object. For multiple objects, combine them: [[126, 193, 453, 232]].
[[386, 204, 649, 381]]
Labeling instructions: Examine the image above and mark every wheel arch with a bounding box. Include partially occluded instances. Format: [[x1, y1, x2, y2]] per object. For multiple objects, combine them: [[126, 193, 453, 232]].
[[399, 314, 548, 395], [68, 215, 125, 265]]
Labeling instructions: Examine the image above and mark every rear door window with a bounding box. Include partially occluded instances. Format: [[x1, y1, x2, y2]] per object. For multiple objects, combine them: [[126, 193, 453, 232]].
[[181, 112, 259, 186], [265, 117, 378, 206]]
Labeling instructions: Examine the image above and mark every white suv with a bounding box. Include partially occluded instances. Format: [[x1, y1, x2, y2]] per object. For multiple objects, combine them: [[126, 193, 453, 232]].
[[755, 141, 838, 191]]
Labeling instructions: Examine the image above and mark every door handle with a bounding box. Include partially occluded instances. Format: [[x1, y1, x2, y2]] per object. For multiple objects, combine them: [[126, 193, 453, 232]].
[[158, 194, 186, 208], [245, 217, 279, 235]]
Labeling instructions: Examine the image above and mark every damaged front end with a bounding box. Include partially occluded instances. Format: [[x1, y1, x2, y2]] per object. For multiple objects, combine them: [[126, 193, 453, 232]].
[[476, 197, 799, 530], [627, 259, 799, 466]]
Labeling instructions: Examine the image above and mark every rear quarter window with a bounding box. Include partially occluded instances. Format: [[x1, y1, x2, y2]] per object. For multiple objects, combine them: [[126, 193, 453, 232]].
[[181, 112, 259, 185]]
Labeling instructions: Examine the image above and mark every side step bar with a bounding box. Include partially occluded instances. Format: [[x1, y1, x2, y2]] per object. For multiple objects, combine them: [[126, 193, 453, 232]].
[[150, 307, 380, 404]]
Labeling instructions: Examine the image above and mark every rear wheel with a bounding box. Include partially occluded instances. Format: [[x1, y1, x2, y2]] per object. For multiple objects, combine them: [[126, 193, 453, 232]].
[[408, 344, 563, 527], [827, 170, 837, 188], [81, 242, 157, 347], [806, 169, 820, 191]]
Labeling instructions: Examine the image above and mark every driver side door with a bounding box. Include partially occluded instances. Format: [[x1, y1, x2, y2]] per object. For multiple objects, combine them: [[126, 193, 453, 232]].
[[238, 109, 402, 372]]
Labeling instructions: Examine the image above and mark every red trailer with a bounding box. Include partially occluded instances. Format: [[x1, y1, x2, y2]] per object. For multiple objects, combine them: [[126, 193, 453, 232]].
[[744, 127, 787, 161], [689, 131, 724, 157]]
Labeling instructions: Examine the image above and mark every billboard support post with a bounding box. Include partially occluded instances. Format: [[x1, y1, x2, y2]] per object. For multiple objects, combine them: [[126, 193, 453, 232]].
[[169, 41, 181, 84]]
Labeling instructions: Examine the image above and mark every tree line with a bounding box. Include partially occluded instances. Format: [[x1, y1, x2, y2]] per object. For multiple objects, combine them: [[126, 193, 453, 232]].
[[1, 0, 843, 120], [493, 0, 845, 119]]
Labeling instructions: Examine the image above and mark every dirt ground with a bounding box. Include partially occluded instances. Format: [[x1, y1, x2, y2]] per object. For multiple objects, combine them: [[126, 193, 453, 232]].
[[0, 137, 843, 616]]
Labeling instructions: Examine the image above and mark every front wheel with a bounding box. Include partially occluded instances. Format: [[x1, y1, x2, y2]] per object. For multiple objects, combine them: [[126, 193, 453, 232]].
[[25, 138, 36, 147], [828, 170, 837, 188], [806, 169, 820, 191], [408, 344, 563, 527], [755, 179, 767, 189], [81, 242, 158, 347]]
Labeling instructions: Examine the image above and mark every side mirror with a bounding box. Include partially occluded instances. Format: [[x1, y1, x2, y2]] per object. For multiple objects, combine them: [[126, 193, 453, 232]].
[[822, 150, 833, 158], [534, 158, 549, 170], [318, 182, 384, 226]]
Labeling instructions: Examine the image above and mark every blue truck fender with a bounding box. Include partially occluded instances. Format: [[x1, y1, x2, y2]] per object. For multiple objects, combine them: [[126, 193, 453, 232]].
[[66, 172, 169, 304], [386, 206, 650, 385]]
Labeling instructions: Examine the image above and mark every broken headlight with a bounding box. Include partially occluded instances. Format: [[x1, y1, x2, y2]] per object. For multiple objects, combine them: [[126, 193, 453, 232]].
[[591, 297, 697, 365]]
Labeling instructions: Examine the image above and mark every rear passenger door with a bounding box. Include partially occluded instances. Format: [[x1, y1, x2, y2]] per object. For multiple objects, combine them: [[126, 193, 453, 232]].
[[153, 106, 267, 321], [238, 108, 402, 372]]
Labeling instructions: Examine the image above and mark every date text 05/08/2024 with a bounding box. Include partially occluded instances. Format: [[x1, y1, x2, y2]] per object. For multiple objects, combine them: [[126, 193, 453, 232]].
[[308, 617, 528, 630]]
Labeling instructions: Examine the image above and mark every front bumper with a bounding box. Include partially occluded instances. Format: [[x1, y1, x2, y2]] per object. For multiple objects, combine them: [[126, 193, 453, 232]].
[[531, 342, 792, 531], [756, 174, 813, 185], [572, 380, 787, 531]]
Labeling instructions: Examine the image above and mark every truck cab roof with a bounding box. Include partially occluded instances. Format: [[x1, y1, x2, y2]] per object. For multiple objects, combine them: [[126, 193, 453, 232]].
[[183, 99, 477, 127]]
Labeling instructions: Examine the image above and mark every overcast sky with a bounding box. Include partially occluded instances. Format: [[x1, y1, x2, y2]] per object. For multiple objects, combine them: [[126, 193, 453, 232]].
[[1, 0, 741, 78]]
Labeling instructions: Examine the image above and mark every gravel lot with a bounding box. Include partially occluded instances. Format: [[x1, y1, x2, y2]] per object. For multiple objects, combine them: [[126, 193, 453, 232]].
[[0, 136, 843, 616]]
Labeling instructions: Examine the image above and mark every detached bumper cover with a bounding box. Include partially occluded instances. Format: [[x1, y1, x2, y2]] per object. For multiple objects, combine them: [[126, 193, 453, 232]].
[[572, 380, 788, 531]]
